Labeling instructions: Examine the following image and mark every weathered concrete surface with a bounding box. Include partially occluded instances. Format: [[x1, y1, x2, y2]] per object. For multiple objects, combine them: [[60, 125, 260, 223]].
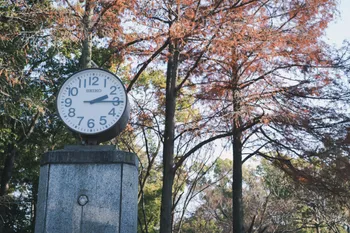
[[35, 146, 138, 233]]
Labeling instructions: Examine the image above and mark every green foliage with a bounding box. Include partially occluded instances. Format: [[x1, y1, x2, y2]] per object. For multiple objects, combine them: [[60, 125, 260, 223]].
[[138, 70, 166, 90], [180, 159, 350, 233], [138, 169, 162, 233], [181, 217, 220, 233], [0, 2, 82, 231], [1, 196, 34, 233], [257, 159, 294, 199]]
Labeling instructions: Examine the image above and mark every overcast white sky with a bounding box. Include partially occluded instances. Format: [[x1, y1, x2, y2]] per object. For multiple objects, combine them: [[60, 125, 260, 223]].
[[325, 0, 350, 46]]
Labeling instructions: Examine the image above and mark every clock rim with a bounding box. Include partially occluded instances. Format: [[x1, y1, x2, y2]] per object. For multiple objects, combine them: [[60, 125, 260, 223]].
[[56, 68, 129, 136]]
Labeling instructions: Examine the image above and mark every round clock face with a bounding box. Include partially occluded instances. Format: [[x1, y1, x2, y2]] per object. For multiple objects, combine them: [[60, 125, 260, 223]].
[[57, 69, 128, 135]]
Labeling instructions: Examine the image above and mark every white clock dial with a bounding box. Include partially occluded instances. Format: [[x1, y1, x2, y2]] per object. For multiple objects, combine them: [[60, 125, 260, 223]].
[[57, 69, 128, 135]]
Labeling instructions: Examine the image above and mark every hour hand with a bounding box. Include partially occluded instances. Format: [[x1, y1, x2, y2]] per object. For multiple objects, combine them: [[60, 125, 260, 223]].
[[84, 95, 108, 104]]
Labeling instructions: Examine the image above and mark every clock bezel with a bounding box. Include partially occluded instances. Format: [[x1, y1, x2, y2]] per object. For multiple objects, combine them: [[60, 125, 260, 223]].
[[56, 68, 130, 143]]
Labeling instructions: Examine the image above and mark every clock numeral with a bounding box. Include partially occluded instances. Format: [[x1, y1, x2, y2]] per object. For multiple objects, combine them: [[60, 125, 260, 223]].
[[87, 119, 95, 128], [110, 86, 117, 95], [113, 97, 121, 106], [92, 77, 99, 86], [99, 116, 107, 125], [77, 116, 84, 126], [78, 77, 81, 88], [108, 108, 116, 116], [68, 108, 75, 117], [68, 87, 78, 96], [88, 76, 99, 86], [65, 98, 72, 107], [104, 79, 107, 88]]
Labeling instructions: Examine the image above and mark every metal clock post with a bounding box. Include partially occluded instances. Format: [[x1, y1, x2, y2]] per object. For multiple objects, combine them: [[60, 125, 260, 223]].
[[35, 69, 138, 233]]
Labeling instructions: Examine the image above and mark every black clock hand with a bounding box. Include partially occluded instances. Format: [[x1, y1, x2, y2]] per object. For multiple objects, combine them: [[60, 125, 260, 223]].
[[84, 95, 108, 104], [98, 100, 124, 103], [100, 97, 124, 105]]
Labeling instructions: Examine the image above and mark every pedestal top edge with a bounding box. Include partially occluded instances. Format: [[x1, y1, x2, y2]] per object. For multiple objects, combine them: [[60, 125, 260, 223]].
[[41, 146, 138, 167], [64, 145, 118, 151]]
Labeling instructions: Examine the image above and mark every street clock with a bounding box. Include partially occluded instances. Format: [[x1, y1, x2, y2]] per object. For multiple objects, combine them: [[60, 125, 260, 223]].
[[56, 68, 130, 144]]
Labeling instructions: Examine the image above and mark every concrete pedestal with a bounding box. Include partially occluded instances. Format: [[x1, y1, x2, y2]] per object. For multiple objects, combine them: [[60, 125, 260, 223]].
[[35, 145, 138, 233]]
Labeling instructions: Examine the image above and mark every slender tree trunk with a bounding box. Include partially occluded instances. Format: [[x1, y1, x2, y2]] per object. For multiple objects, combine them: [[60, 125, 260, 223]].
[[0, 119, 42, 231], [231, 58, 244, 233], [31, 177, 39, 232], [0, 112, 39, 231], [0, 145, 15, 196], [80, 0, 94, 69], [232, 120, 243, 233], [0, 111, 39, 197], [315, 224, 320, 233], [159, 40, 179, 233], [0, 145, 15, 232]]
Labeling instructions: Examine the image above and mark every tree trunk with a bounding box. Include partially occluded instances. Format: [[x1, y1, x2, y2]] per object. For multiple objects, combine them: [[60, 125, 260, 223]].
[[0, 145, 15, 232], [80, 0, 94, 69], [159, 40, 179, 233], [0, 111, 39, 232], [232, 122, 243, 233], [231, 58, 244, 233], [315, 224, 320, 233], [0, 112, 39, 197], [0, 145, 15, 196]]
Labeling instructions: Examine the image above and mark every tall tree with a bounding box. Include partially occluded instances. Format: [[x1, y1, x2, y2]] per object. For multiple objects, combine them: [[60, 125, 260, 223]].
[[130, 1, 249, 231], [194, 0, 344, 232], [54, 0, 137, 69], [0, 0, 139, 230], [128, 1, 349, 232], [0, 1, 56, 230]]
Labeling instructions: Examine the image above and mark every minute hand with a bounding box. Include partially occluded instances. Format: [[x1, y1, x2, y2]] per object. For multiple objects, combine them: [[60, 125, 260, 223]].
[[83, 95, 108, 104], [98, 100, 124, 103]]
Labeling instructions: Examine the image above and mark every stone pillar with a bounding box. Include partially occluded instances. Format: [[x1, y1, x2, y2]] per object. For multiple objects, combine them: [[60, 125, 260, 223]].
[[35, 145, 138, 233]]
